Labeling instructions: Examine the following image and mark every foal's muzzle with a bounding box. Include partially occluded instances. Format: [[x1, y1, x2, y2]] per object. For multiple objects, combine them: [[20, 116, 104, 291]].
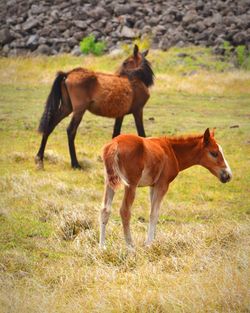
[[220, 169, 232, 183]]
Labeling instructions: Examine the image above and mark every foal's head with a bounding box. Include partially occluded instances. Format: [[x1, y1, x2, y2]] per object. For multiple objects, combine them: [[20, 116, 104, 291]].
[[118, 45, 154, 87], [199, 128, 232, 183]]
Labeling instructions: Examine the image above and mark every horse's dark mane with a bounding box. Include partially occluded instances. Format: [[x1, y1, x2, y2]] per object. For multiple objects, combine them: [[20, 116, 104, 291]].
[[120, 58, 155, 87]]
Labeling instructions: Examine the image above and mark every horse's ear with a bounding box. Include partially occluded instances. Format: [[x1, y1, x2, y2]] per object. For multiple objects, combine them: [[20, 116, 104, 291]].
[[134, 44, 139, 58], [203, 128, 211, 146], [142, 49, 149, 57]]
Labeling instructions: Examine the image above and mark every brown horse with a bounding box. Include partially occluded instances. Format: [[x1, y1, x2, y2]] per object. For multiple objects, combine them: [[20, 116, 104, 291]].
[[35, 45, 154, 169], [100, 128, 232, 248]]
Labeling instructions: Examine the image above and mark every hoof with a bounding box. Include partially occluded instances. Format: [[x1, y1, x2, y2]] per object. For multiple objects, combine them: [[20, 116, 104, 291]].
[[127, 245, 136, 253], [72, 163, 82, 170], [35, 156, 44, 170], [99, 244, 107, 251], [144, 241, 152, 247]]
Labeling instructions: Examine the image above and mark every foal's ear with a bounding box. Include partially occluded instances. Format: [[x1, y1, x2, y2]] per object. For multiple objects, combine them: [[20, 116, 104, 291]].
[[203, 128, 211, 146], [211, 127, 216, 137], [142, 49, 149, 57], [134, 44, 139, 57]]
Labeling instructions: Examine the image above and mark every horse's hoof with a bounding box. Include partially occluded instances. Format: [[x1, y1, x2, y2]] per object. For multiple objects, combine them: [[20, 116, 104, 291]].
[[35, 156, 44, 170], [72, 164, 82, 170]]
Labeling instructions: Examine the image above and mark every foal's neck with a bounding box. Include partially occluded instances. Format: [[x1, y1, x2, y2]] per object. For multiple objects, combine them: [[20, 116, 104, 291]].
[[169, 135, 203, 171]]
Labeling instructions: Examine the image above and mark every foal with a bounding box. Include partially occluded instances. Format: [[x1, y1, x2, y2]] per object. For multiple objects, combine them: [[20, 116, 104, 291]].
[[36, 45, 154, 169], [100, 128, 232, 248]]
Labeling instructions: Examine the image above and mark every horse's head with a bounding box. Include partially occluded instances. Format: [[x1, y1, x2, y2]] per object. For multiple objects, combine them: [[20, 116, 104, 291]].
[[117, 45, 154, 87], [120, 44, 149, 72], [199, 128, 232, 183]]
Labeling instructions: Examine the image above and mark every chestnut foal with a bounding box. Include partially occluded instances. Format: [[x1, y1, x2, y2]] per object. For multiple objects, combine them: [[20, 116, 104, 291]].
[[100, 128, 232, 248]]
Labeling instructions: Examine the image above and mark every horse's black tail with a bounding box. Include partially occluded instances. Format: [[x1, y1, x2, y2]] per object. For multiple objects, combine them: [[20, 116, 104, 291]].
[[38, 71, 67, 134]]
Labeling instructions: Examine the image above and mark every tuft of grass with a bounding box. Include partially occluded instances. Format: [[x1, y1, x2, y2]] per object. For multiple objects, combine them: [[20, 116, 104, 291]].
[[79, 34, 106, 56], [59, 211, 93, 241], [122, 36, 152, 54]]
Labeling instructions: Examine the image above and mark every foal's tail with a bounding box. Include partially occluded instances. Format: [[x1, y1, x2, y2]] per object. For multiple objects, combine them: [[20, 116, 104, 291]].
[[38, 71, 67, 134], [102, 142, 129, 190]]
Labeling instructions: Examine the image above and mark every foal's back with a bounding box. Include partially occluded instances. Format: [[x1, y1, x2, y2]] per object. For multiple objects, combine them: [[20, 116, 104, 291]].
[[103, 134, 176, 187]]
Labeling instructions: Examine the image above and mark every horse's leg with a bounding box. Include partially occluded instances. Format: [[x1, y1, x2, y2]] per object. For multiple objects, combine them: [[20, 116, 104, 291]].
[[35, 109, 70, 169], [112, 116, 124, 138], [133, 109, 146, 137], [145, 184, 169, 246], [67, 110, 85, 169], [99, 184, 115, 249], [120, 185, 136, 248]]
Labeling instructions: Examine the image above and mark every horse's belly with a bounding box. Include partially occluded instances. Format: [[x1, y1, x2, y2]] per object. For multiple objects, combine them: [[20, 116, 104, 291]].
[[88, 77, 133, 118]]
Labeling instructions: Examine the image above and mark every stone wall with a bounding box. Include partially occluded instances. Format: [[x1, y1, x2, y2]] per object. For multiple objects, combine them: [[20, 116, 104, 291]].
[[1, 0, 250, 56]]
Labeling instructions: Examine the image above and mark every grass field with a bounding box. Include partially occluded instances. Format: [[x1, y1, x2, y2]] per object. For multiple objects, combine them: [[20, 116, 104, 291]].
[[0, 47, 250, 312]]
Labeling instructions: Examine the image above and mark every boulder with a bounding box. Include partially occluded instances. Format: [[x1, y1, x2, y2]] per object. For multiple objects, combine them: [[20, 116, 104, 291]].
[[23, 18, 40, 31], [74, 20, 87, 30], [0, 28, 13, 45], [26, 34, 39, 50], [114, 5, 134, 16], [119, 26, 137, 38], [35, 44, 51, 55]]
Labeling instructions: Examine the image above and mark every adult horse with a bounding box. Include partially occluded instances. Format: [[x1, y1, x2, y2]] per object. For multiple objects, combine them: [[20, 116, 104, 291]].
[[35, 45, 154, 169], [100, 128, 232, 248]]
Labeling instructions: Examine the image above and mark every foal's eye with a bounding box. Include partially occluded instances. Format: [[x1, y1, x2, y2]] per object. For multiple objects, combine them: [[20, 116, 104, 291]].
[[210, 151, 218, 158]]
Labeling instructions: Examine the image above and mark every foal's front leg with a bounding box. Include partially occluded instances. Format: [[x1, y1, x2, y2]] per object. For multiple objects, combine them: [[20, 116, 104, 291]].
[[145, 184, 169, 246], [120, 185, 136, 248]]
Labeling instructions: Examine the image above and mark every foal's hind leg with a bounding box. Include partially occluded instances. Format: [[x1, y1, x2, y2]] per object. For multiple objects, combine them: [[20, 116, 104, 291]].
[[99, 184, 115, 249], [120, 185, 136, 248], [133, 109, 146, 137], [67, 110, 85, 169], [112, 116, 124, 138], [35, 109, 70, 169]]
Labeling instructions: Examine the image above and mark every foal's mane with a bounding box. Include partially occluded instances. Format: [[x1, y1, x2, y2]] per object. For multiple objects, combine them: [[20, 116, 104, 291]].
[[119, 58, 155, 87], [167, 134, 204, 144]]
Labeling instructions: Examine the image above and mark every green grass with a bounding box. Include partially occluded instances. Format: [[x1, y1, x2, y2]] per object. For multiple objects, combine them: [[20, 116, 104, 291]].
[[0, 47, 250, 312]]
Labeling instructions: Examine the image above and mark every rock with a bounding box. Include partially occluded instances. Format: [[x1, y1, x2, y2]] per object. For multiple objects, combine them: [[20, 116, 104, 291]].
[[26, 34, 39, 49], [159, 36, 171, 50], [22, 18, 40, 31], [0, 28, 13, 45], [114, 4, 134, 16], [30, 4, 46, 15], [71, 45, 82, 56], [0, 0, 249, 56], [89, 7, 109, 19], [59, 44, 71, 53], [1, 44, 10, 56], [74, 20, 87, 30], [233, 31, 249, 45], [182, 10, 199, 25], [119, 26, 137, 38], [35, 44, 51, 55], [74, 31, 85, 41], [51, 10, 59, 21]]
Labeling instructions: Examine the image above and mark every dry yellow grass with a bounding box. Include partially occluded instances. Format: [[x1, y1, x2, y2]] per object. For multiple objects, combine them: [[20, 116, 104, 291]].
[[0, 49, 250, 312]]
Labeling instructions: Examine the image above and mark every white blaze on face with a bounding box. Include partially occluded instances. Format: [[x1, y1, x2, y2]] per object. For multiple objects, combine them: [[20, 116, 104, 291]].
[[218, 145, 232, 177]]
